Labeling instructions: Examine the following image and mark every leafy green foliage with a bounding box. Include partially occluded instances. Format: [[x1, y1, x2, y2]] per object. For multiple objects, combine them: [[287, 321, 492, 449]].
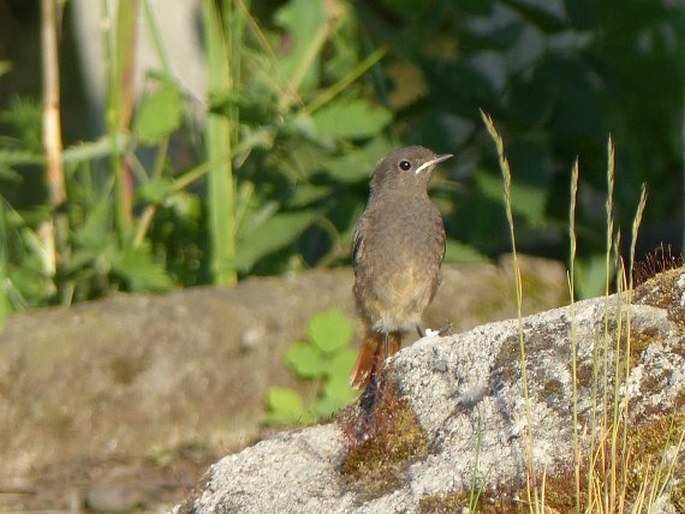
[[265, 387, 314, 426], [312, 100, 393, 139], [265, 308, 358, 425], [355, 0, 682, 297], [134, 77, 183, 144], [0, 0, 681, 312]]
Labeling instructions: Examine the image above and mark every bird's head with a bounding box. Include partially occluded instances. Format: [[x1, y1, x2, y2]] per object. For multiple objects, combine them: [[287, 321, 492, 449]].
[[370, 145, 452, 195]]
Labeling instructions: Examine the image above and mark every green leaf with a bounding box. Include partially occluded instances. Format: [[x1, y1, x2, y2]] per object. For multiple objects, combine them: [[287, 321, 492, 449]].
[[0, 149, 44, 169], [265, 387, 311, 425], [323, 137, 394, 184], [134, 81, 182, 144], [273, 0, 326, 92], [308, 308, 354, 354], [63, 133, 130, 164], [0, 96, 42, 151], [320, 351, 359, 404], [72, 200, 112, 251], [326, 348, 358, 381], [285, 341, 326, 378], [209, 89, 275, 126], [235, 211, 316, 273], [312, 100, 392, 139], [286, 183, 331, 208], [111, 247, 175, 292], [267, 138, 327, 180], [136, 178, 176, 205], [322, 374, 358, 404]]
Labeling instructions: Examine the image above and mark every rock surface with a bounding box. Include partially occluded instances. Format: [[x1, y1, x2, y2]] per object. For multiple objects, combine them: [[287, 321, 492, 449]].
[[0, 257, 565, 511], [174, 268, 685, 513]]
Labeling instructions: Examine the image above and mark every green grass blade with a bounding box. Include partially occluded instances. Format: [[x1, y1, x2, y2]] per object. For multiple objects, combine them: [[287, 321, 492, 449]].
[[621, 183, 648, 476], [104, 0, 138, 245], [204, 0, 237, 285], [305, 46, 387, 115]]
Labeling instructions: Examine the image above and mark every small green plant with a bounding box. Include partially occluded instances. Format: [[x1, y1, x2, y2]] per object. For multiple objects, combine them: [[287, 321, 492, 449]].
[[266, 308, 359, 425]]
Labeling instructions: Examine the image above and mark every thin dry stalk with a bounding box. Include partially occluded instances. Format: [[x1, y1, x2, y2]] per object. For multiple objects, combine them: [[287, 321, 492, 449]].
[[480, 110, 538, 506], [40, 0, 68, 299]]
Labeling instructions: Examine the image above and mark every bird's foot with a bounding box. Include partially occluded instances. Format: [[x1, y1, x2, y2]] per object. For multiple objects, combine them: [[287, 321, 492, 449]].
[[418, 322, 452, 338]]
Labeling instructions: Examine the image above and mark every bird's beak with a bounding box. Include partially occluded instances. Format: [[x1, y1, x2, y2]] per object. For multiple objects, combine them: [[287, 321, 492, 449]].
[[415, 153, 453, 174]]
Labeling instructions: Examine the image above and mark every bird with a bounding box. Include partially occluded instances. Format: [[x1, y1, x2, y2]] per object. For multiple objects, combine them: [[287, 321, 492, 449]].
[[349, 145, 451, 391]]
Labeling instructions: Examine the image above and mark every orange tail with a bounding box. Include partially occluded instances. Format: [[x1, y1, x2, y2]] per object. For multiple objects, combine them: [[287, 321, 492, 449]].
[[349, 331, 401, 390]]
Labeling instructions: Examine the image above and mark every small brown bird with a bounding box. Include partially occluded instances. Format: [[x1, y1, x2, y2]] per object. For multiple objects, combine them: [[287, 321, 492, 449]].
[[350, 146, 451, 390]]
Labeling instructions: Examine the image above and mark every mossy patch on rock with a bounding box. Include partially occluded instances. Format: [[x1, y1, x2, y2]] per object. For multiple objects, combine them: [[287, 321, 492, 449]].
[[338, 379, 429, 501], [418, 489, 523, 513], [418, 491, 469, 513], [626, 412, 685, 496]]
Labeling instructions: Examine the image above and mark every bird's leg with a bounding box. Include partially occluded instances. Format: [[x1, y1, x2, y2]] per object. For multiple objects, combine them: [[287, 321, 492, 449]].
[[373, 330, 389, 394], [416, 325, 425, 337], [383, 331, 389, 362]]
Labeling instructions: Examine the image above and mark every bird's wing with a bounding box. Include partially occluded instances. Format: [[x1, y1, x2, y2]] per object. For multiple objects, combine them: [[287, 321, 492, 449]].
[[352, 215, 366, 269], [437, 217, 446, 264]]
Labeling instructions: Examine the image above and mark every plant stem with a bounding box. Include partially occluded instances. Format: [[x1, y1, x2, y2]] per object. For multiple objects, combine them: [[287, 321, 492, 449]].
[[41, 0, 68, 301], [106, 0, 139, 245], [568, 158, 580, 514], [204, 0, 238, 285], [481, 111, 537, 499], [141, 0, 171, 74], [304, 46, 387, 115]]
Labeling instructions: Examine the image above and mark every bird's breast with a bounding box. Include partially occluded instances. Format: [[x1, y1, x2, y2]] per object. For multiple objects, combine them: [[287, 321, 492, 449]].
[[353, 196, 444, 331]]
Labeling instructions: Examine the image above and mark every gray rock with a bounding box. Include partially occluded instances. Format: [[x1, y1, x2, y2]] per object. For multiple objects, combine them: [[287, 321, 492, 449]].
[[0, 257, 569, 513], [0, 257, 565, 487], [174, 268, 685, 513]]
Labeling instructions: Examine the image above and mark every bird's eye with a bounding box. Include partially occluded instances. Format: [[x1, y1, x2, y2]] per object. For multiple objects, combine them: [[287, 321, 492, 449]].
[[399, 160, 412, 171]]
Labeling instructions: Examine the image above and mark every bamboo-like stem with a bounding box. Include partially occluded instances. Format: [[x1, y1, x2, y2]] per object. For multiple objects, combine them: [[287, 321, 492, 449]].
[[42, 0, 66, 210], [204, 0, 237, 285], [40, 0, 68, 301]]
